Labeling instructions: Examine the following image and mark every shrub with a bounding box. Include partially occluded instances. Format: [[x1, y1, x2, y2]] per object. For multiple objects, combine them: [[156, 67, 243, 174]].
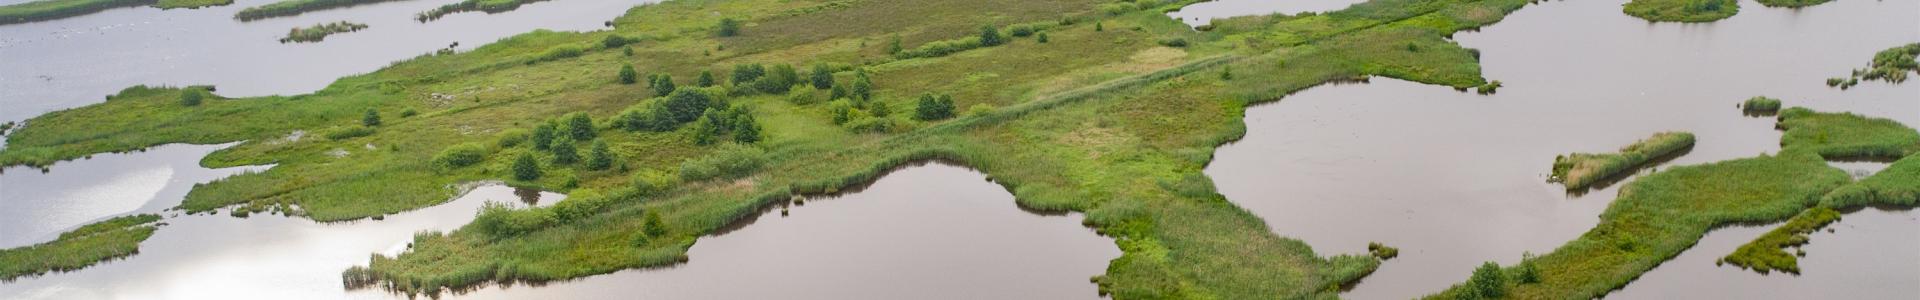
[[1036, 32, 1049, 43], [585, 140, 613, 171], [1742, 96, 1781, 114], [432, 143, 488, 169], [362, 108, 382, 126], [1466, 261, 1507, 299], [914, 94, 956, 121], [530, 45, 584, 64], [496, 129, 530, 148], [399, 108, 418, 118], [810, 63, 835, 90], [869, 99, 891, 117], [531, 122, 557, 150], [697, 70, 717, 87], [564, 112, 595, 140], [850, 74, 873, 100], [651, 74, 676, 97], [731, 64, 765, 85], [601, 35, 631, 49], [1367, 242, 1399, 259], [732, 113, 762, 143], [1157, 38, 1189, 47], [678, 144, 766, 181], [715, 18, 740, 37], [179, 89, 204, 107], [845, 116, 896, 133], [643, 211, 667, 237], [1517, 253, 1541, 284], [550, 136, 579, 165], [618, 64, 638, 84], [512, 153, 541, 180], [979, 24, 1006, 46], [473, 202, 556, 237], [1008, 25, 1035, 37], [665, 89, 713, 124], [630, 169, 676, 195], [829, 99, 855, 124]]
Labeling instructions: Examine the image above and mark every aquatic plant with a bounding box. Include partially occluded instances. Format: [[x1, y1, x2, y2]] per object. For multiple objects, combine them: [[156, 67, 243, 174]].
[[280, 21, 368, 43], [1622, 0, 1739, 23], [1741, 96, 1781, 115], [234, 0, 410, 21], [1830, 43, 1920, 87], [415, 0, 554, 22], [1549, 132, 1695, 190], [0, 214, 162, 280]]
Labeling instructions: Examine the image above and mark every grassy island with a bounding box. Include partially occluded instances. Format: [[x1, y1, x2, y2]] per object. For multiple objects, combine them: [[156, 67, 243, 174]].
[[415, 0, 550, 22], [1549, 132, 1695, 190], [1623, 0, 1738, 23], [235, 0, 413, 21], [280, 21, 369, 43], [1, 0, 1540, 297], [1755, 0, 1831, 8], [0, 0, 233, 25], [1828, 43, 1920, 89], [0, 214, 163, 280], [1427, 107, 1919, 299]]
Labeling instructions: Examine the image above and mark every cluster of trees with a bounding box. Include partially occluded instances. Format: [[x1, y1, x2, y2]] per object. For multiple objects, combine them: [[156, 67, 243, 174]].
[[613, 73, 767, 146], [914, 93, 957, 121], [692, 105, 762, 145], [509, 112, 618, 181], [892, 22, 1052, 59]]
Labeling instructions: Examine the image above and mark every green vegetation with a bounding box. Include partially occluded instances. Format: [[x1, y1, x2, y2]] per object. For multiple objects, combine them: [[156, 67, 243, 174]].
[[0, 214, 162, 280], [1755, 0, 1831, 8], [234, 0, 411, 21], [1549, 132, 1695, 190], [1741, 96, 1780, 116], [1, 0, 1543, 297], [280, 21, 369, 43], [1622, 0, 1738, 23], [1829, 43, 1920, 89], [416, 0, 551, 22], [1428, 107, 1919, 299], [0, 0, 236, 25]]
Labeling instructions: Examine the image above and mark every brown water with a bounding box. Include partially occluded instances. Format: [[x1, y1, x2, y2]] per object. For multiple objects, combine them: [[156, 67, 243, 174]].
[[434, 163, 1120, 300], [1205, 0, 1919, 299], [0, 183, 563, 299], [0, 0, 654, 124], [0, 143, 267, 248], [1166, 0, 1373, 26]]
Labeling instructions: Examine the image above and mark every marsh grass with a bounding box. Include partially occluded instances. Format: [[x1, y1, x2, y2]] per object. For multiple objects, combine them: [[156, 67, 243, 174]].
[[0, 214, 163, 280], [416, 0, 553, 22], [1623, 0, 1739, 23], [235, 0, 410, 21], [1550, 132, 1695, 190], [1741, 96, 1781, 116], [280, 21, 368, 43]]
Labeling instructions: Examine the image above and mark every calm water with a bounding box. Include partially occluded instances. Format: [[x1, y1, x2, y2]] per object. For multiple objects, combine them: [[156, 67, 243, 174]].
[[1167, 0, 1372, 26], [0, 183, 563, 300], [1612, 208, 1920, 299], [436, 164, 1119, 300], [1206, 0, 1919, 299], [0, 143, 267, 248], [0, 0, 652, 123]]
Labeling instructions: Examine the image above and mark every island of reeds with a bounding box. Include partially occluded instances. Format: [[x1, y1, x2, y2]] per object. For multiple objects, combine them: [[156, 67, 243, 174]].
[[0, 214, 163, 280], [1549, 131, 1695, 190], [280, 21, 368, 43], [1828, 43, 1920, 89], [414, 0, 550, 22], [235, 0, 412, 21], [0, 0, 232, 25], [1623, 0, 1739, 22]]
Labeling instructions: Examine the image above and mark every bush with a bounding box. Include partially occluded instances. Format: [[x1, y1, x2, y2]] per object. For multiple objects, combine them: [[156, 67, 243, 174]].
[[531, 122, 558, 150], [432, 143, 488, 169], [651, 74, 677, 97], [731, 64, 765, 86], [1465, 261, 1507, 299], [678, 144, 766, 181], [473, 202, 556, 237], [362, 108, 382, 126], [845, 116, 897, 133], [715, 18, 740, 37], [630, 169, 676, 195], [1036, 32, 1049, 43], [564, 112, 595, 140], [512, 153, 541, 180], [399, 108, 418, 118], [697, 70, 717, 87], [664, 89, 713, 124], [496, 129, 531, 148], [1367, 242, 1399, 259], [915, 94, 957, 121], [601, 35, 631, 49], [643, 211, 667, 237], [550, 136, 579, 164], [979, 24, 1006, 46], [1157, 38, 1189, 48], [829, 99, 855, 125], [1742, 96, 1782, 114], [585, 140, 613, 171], [1008, 25, 1035, 37], [179, 89, 204, 107], [618, 64, 638, 84], [810, 63, 835, 90]]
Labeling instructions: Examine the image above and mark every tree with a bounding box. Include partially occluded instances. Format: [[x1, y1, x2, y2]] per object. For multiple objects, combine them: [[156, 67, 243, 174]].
[[850, 75, 873, 101], [665, 89, 712, 124], [810, 63, 835, 90], [693, 109, 727, 146], [531, 122, 557, 150], [829, 100, 854, 125], [869, 99, 891, 117], [565, 112, 595, 140], [716, 18, 740, 37], [915, 94, 956, 121], [551, 136, 579, 164], [697, 70, 717, 87], [830, 84, 849, 100], [1467, 261, 1507, 299], [652, 74, 676, 97], [979, 24, 1005, 46], [731, 63, 765, 86], [179, 89, 203, 107], [362, 108, 382, 126], [733, 113, 761, 143], [1517, 253, 1541, 284], [643, 211, 667, 237], [618, 64, 638, 84], [586, 140, 614, 170], [512, 153, 541, 180], [753, 64, 798, 94]]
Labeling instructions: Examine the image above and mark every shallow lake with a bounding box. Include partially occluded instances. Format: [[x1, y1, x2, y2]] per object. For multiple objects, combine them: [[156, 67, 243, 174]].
[[1166, 0, 1373, 27], [1205, 0, 1919, 298], [430, 163, 1119, 300], [0, 143, 266, 248], [0, 0, 654, 124]]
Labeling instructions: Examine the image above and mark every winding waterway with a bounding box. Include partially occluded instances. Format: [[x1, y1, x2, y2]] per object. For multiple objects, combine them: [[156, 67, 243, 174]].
[[1206, 0, 1919, 298]]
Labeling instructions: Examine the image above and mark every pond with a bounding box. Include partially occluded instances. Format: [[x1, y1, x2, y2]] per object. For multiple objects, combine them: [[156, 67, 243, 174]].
[[0, 0, 655, 124], [0, 143, 266, 248], [1166, 0, 1373, 27], [432, 163, 1119, 300], [1205, 0, 1919, 298]]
